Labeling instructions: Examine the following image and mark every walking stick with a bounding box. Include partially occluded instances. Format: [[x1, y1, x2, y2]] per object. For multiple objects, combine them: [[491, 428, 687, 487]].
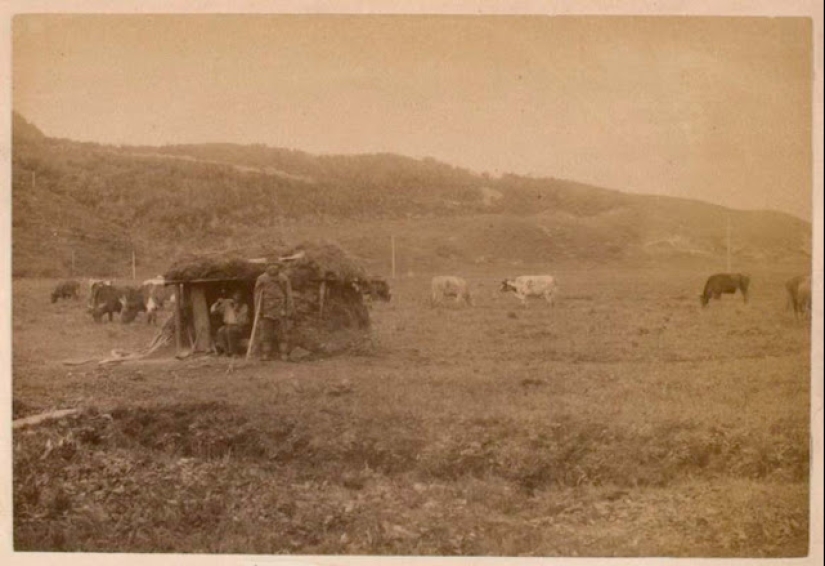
[[246, 290, 264, 360]]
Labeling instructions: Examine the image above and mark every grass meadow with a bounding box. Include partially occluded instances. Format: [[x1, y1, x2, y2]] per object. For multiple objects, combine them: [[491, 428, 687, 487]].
[[11, 261, 813, 556]]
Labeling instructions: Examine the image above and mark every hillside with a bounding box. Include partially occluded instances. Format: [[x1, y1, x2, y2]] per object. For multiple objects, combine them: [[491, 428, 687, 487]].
[[11, 112, 811, 277]]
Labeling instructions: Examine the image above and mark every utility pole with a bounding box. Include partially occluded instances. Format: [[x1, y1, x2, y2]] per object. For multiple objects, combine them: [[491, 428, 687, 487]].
[[31, 171, 35, 189], [132, 250, 136, 281], [391, 235, 396, 279], [71, 250, 75, 277], [726, 216, 731, 272]]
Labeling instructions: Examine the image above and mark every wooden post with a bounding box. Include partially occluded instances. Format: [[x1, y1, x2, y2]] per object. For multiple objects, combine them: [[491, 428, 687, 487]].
[[726, 217, 731, 272], [31, 171, 35, 189], [190, 286, 212, 352], [246, 289, 263, 360], [174, 285, 183, 354], [71, 250, 75, 277], [391, 235, 396, 279], [319, 281, 327, 318], [132, 250, 136, 281]]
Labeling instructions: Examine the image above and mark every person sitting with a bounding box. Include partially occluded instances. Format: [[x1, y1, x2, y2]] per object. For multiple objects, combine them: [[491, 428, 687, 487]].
[[210, 291, 251, 357]]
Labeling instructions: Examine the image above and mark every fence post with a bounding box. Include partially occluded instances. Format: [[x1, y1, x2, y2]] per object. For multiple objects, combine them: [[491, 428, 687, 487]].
[[391, 235, 396, 279], [726, 216, 731, 272]]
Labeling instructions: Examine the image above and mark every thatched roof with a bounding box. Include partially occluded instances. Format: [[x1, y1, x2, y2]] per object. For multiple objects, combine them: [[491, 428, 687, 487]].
[[164, 256, 267, 282], [287, 241, 366, 284], [163, 241, 366, 285]]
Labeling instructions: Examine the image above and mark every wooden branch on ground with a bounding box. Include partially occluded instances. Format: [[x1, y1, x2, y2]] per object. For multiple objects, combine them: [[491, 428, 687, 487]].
[[62, 358, 98, 366], [13, 409, 80, 430]]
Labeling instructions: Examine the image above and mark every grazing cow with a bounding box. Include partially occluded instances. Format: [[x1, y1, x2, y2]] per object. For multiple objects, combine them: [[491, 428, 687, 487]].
[[87, 279, 113, 310], [431, 276, 473, 307], [700, 273, 750, 307], [501, 275, 558, 307], [91, 284, 123, 322], [786, 274, 811, 320], [356, 276, 392, 303], [51, 280, 81, 303], [794, 276, 812, 320], [119, 287, 147, 324]]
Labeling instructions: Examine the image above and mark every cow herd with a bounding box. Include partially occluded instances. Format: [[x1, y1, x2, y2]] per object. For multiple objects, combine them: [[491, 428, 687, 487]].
[[50, 270, 814, 323], [47, 277, 175, 325], [427, 271, 812, 320], [696, 271, 811, 321]]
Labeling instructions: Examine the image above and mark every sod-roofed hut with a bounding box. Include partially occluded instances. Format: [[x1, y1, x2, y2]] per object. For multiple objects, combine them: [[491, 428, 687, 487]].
[[162, 241, 371, 358]]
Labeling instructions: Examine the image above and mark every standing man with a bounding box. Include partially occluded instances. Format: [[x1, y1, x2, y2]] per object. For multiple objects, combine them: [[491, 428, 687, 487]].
[[254, 264, 294, 361], [211, 290, 251, 357]]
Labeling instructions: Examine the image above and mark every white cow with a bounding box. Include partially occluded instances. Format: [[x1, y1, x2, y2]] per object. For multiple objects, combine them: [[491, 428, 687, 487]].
[[431, 276, 473, 307], [141, 276, 169, 325], [501, 275, 558, 307]]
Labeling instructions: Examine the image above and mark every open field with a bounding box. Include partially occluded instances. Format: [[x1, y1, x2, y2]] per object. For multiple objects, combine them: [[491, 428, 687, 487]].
[[11, 262, 812, 556]]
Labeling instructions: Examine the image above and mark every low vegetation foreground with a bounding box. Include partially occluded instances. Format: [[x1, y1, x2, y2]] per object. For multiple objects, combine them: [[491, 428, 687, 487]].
[[12, 262, 811, 556]]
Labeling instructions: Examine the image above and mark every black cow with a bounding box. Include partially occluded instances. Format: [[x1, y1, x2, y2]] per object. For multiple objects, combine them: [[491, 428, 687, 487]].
[[51, 280, 81, 303], [91, 284, 123, 322], [119, 287, 147, 324], [355, 276, 392, 303], [366, 276, 392, 302], [88, 280, 113, 310], [700, 273, 750, 307]]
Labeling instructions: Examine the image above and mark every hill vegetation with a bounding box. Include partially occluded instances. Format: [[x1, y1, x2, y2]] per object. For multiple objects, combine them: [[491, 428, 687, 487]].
[[11, 112, 811, 277]]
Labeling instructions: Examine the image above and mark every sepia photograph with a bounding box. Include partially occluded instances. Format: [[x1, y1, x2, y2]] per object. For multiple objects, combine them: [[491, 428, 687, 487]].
[[4, 2, 822, 563]]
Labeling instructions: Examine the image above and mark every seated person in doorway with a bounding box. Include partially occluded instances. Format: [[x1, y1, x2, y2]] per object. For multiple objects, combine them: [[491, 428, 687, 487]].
[[210, 290, 251, 357]]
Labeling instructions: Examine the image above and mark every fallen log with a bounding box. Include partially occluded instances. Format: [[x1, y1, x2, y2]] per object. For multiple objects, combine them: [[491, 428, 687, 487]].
[[13, 409, 80, 430]]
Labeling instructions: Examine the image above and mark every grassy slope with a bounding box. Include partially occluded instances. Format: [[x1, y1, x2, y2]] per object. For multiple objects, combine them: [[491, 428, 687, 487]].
[[12, 261, 811, 556], [12, 113, 812, 277]]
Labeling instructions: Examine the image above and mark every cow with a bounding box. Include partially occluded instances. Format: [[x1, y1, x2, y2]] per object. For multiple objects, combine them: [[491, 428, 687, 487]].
[[356, 276, 392, 304], [91, 284, 123, 322], [431, 276, 473, 307], [50, 280, 81, 303], [785, 274, 811, 320], [500, 275, 558, 307], [87, 279, 113, 310], [141, 276, 171, 324], [798, 277, 812, 319], [700, 273, 750, 307], [119, 287, 147, 324]]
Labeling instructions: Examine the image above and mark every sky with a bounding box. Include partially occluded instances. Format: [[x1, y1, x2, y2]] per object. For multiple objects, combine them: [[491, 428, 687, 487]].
[[12, 14, 814, 220]]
